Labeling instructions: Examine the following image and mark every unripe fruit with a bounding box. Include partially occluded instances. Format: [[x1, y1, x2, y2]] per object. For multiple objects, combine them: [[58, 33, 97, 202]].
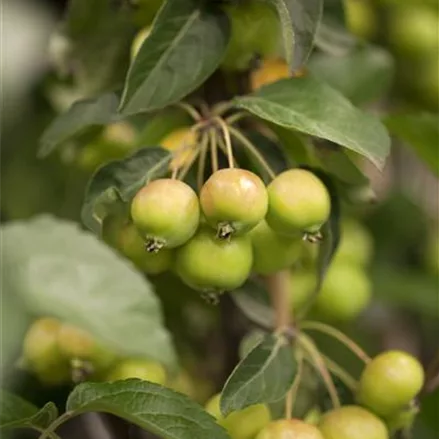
[[106, 358, 167, 385], [200, 168, 268, 238], [222, 1, 281, 71], [250, 220, 301, 275], [345, 0, 377, 39], [22, 318, 70, 385], [250, 58, 290, 91], [118, 222, 173, 274], [175, 226, 253, 292], [131, 179, 200, 251], [318, 406, 389, 439], [206, 394, 271, 439], [313, 263, 371, 322], [266, 169, 330, 236], [256, 419, 324, 439], [57, 324, 116, 371], [357, 350, 425, 417], [288, 269, 316, 312], [160, 127, 198, 171]]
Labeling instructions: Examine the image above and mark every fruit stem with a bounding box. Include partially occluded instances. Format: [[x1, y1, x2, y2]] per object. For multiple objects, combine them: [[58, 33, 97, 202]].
[[265, 270, 291, 330], [300, 321, 371, 364], [171, 167, 178, 179], [228, 126, 276, 179], [212, 101, 233, 116], [177, 147, 201, 181], [217, 130, 240, 167], [286, 352, 304, 419], [214, 117, 234, 169], [321, 353, 358, 392], [209, 128, 219, 173], [299, 333, 341, 409], [225, 111, 249, 126], [197, 132, 209, 191], [175, 101, 202, 121]]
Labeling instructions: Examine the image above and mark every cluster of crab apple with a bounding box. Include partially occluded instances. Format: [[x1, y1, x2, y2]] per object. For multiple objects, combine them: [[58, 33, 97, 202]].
[[121, 166, 330, 293]]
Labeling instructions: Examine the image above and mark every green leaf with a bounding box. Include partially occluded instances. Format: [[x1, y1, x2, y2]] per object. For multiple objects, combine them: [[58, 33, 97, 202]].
[[81, 147, 171, 234], [234, 75, 391, 169], [309, 45, 394, 105], [39, 93, 119, 157], [0, 390, 58, 431], [220, 334, 297, 416], [120, 0, 229, 115], [269, 0, 323, 71], [384, 112, 439, 176], [66, 379, 229, 439], [1, 216, 177, 368]]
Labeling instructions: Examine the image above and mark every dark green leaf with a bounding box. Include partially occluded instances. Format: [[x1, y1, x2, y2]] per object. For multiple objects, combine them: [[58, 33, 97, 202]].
[[309, 45, 394, 105], [120, 0, 229, 115], [66, 380, 229, 439], [385, 112, 439, 176], [269, 0, 323, 71], [234, 75, 391, 169], [39, 93, 119, 157], [1, 216, 177, 368], [0, 390, 58, 431], [81, 147, 171, 234], [220, 334, 296, 416]]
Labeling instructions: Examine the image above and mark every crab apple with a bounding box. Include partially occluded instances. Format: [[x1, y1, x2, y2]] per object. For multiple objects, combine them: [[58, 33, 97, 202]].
[[357, 350, 425, 417], [57, 324, 116, 371], [106, 358, 167, 385], [250, 57, 290, 91], [250, 220, 301, 275], [313, 263, 372, 322], [266, 169, 331, 236], [200, 168, 268, 238], [175, 226, 253, 292], [256, 419, 324, 439], [288, 269, 316, 312], [22, 318, 70, 385], [221, 0, 281, 71], [206, 394, 271, 439], [318, 406, 389, 439], [118, 222, 173, 274], [131, 179, 200, 251], [160, 127, 198, 171]]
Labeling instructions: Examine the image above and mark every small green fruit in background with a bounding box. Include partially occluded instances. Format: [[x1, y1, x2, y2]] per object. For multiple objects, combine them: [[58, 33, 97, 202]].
[[131, 179, 200, 251], [344, 0, 377, 39], [106, 358, 167, 385], [221, 0, 281, 71], [319, 405, 389, 439], [200, 168, 268, 238], [250, 220, 301, 275], [357, 350, 425, 417], [313, 263, 372, 322], [266, 169, 331, 236], [205, 394, 271, 439], [287, 269, 316, 312], [256, 419, 324, 439], [22, 318, 70, 385], [175, 226, 253, 292]]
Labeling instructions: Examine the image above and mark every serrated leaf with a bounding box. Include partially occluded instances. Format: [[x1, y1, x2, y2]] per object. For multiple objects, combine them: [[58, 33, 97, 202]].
[[81, 147, 171, 234], [234, 76, 391, 169], [220, 334, 296, 416], [39, 93, 119, 157], [384, 112, 439, 176], [120, 0, 229, 115], [1, 216, 177, 368], [309, 45, 394, 105], [66, 380, 229, 439], [269, 0, 323, 71], [0, 390, 58, 431]]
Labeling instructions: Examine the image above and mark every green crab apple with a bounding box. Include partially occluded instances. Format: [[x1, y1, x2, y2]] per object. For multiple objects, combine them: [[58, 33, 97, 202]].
[[175, 225, 253, 292], [256, 419, 324, 439], [357, 350, 425, 417], [106, 358, 167, 385], [313, 263, 372, 322], [266, 169, 331, 237], [318, 406, 389, 439], [250, 220, 301, 275], [288, 269, 316, 312], [206, 394, 271, 439], [22, 317, 70, 385], [118, 222, 173, 275], [131, 179, 200, 252], [200, 168, 268, 238], [221, 0, 281, 71]]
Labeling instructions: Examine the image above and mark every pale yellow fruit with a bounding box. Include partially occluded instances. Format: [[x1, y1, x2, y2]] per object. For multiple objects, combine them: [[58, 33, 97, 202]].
[[250, 58, 290, 91]]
